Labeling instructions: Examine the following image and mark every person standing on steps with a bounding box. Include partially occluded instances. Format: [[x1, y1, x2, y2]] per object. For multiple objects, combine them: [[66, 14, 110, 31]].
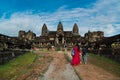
[[82, 46, 88, 64], [64, 44, 67, 52], [71, 43, 81, 66]]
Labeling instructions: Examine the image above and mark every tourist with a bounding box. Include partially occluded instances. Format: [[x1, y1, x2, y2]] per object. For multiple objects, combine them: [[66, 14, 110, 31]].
[[82, 46, 88, 64], [51, 45, 55, 51], [71, 43, 81, 66], [64, 44, 67, 52]]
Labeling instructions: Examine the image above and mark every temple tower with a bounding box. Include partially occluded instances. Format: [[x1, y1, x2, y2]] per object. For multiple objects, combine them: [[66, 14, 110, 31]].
[[72, 23, 79, 35], [56, 22, 64, 44], [41, 23, 48, 36]]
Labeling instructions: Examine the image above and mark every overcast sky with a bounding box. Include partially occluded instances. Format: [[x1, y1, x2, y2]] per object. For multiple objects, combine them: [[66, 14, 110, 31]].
[[0, 0, 120, 37]]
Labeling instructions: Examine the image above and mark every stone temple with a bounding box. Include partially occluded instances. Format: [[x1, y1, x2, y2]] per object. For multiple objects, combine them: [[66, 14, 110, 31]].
[[1, 22, 120, 63], [0, 22, 104, 50], [31, 22, 104, 49], [33, 22, 81, 48]]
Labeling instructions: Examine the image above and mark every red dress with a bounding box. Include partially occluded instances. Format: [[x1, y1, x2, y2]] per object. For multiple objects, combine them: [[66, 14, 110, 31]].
[[71, 46, 81, 66]]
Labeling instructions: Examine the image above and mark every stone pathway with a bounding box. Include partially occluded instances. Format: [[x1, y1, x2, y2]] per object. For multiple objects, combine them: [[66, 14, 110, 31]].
[[38, 52, 80, 80]]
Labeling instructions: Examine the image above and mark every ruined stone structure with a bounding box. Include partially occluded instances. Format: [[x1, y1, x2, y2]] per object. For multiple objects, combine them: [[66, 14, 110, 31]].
[[0, 30, 36, 50], [18, 30, 36, 42], [84, 30, 104, 42], [0, 34, 10, 50]]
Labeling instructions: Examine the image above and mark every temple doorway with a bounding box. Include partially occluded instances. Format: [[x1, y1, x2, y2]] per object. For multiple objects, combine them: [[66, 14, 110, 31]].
[[58, 35, 62, 44]]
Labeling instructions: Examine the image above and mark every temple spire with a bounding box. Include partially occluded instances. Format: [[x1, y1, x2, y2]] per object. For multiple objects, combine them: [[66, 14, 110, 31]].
[[57, 22, 64, 31], [41, 23, 48, 36], [72, 23, 79, 35]]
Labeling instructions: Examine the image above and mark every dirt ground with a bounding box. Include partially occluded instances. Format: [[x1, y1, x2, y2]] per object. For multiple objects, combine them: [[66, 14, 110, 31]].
[[74, 63, 120, 80], [18, 51, 120, 80], [66, 51, 120, 80]]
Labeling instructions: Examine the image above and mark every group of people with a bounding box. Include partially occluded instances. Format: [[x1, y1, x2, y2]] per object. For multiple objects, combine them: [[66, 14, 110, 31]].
[[71, 43, 88, 66]]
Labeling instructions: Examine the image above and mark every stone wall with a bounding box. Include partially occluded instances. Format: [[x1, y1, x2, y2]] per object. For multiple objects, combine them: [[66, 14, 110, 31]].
[[89, 48, 120, 62]]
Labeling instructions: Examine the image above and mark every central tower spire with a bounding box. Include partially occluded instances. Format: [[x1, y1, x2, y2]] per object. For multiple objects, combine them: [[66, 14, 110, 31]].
[[57, 22, 63, 31]]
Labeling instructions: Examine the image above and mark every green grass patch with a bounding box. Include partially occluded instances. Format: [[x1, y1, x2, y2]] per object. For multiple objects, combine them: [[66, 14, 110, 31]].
[[89, 53, 120, 77], [0, 52, 36, 80]]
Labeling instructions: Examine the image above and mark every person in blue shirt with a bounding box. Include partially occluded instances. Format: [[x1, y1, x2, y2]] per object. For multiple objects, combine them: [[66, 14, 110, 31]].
[[82, 46, 88, 64]]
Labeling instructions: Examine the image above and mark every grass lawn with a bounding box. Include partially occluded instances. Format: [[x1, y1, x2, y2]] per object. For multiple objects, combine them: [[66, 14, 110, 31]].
[[0, 52, 36, 80], [89, 53, 120, 77]]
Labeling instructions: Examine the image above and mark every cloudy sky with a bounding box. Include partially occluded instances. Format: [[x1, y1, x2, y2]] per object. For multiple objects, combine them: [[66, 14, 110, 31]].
[[0, 0, 120, 37]]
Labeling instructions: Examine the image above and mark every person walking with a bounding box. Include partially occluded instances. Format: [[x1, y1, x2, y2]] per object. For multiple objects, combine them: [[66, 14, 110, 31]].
[[82, 46, 88, 64], [71, 43, 81, 66]]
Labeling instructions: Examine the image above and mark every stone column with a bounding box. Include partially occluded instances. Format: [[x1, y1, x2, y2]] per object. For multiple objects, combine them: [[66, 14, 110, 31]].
[[62, 37, 64, 44], [56, 37, 58, 44]]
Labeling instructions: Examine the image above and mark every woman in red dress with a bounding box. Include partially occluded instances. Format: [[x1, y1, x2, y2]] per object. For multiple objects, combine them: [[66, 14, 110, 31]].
[[71, 43, 81, 66]]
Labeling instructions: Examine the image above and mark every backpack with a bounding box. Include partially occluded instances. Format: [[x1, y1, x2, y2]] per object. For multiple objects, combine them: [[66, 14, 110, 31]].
[[71, 49, 75, 56]]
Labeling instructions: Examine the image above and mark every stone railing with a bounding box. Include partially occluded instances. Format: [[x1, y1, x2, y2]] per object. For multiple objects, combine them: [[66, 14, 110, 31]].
[[0, 49, 29, 65]]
